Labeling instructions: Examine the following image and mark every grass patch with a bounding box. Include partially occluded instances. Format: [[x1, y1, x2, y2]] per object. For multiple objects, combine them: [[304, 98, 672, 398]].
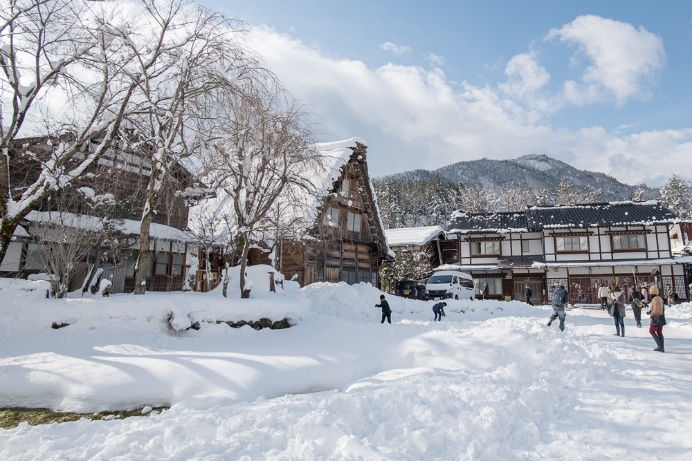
[[0, 406, 168, 430]]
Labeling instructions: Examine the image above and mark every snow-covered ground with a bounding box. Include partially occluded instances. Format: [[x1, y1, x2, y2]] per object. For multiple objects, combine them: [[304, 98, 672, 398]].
[[1, 269, 691, 460]]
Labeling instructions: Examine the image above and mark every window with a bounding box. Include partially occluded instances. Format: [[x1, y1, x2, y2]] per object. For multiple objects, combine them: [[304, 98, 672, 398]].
[[471, 241, 500, 255], [346, 211, 361, 232], [341, 270, 357, 285], [323, 207, 339, 226], [556, 236, 588, 252], [612, 234, 646, 250], [442, 249, 458, 262], [341, 178, 350, 195], [522, 240, 530, 253], [171, 253, 185, 276], [475, 278, 502, 295], [155, 251, 168, 275]]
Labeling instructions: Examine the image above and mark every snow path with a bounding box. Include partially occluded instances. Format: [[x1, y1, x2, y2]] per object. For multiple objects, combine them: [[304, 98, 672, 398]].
[[1, 278, 691, 460]]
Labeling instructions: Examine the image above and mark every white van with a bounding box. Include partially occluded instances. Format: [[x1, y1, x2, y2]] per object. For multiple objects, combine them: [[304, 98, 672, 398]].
[[426, 267, 475, 301]]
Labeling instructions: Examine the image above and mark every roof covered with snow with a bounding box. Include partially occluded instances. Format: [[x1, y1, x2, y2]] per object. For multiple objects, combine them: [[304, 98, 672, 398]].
[[23, 211, 192, 242], [447, 212, 529, 234], [449, 201, 679, 233], [526, 201, 678, 229], [385, 226, 444, 246]]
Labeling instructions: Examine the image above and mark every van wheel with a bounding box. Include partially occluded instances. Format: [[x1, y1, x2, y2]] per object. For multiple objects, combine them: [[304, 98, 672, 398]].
[[454, 295, 459, 300]]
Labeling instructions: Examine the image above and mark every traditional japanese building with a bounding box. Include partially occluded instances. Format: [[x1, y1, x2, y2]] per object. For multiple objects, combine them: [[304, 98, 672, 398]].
[[445, 201, 688, 303]]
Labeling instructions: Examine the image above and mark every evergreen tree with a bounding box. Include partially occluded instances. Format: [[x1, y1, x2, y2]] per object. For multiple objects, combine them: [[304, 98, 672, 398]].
[[658, 175, 692, 219]]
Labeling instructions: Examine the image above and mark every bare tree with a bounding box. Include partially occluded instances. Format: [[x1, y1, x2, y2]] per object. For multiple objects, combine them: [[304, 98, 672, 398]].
[[29, 193, 104, 297], [199, 89, 320, 298], [0, 0, 148, 266], [118, 0, 272, 295]]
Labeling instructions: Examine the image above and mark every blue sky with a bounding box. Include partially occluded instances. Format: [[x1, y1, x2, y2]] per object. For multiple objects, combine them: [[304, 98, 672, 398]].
[[201, 0, 692, 187]]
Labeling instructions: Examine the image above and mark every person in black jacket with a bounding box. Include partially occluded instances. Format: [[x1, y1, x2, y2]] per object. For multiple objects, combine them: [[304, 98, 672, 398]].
[[375, 294, 392, 324], [432, 301, 447, 321], [547, 281, 568, 331], [482, 282, 490, 300], [524, 285, 533, 306], [629, 284, 644, 328]]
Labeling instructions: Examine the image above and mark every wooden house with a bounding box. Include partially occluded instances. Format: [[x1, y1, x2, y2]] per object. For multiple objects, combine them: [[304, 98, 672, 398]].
[[1, 136, 200, 293], [445, 201, 687, 303], [273, 139, 393, 287]]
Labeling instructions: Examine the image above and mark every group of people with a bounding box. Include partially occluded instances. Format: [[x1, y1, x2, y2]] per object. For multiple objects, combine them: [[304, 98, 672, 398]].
[[377, 278, 674, 353], [375, 294, 447, 323], [547, 280, 669, 352]]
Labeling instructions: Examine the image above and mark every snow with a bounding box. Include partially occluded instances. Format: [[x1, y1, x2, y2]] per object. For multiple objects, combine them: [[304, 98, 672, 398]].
[[385, 225, 443, 246], [23, 211, 191, 242], [1, 270, 692, 460]]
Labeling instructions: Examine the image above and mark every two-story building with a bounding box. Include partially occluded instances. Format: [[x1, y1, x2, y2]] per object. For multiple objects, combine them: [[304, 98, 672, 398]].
[[446, 201, 686, 303], [1, 136, 199, 293]]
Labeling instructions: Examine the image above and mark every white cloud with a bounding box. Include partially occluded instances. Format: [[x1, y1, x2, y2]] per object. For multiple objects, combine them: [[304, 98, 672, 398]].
[[378, 41, 411, 55], [547, 15, 665, 106], [245, 26, 690, 188], [424, 52, 446, 66]]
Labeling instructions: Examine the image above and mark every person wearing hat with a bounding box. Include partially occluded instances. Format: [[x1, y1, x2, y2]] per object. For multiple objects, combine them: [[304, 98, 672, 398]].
[[375, 294, 392, 324], [648, 285, 666, 352], [432, 301, 447, 321]]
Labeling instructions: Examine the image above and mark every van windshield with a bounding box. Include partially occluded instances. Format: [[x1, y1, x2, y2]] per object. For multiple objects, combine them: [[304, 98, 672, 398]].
[[397, 281, 416, 291], [428, 275, 452, 284]]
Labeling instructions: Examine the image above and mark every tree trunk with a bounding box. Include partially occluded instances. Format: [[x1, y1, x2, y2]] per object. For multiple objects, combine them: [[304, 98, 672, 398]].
[[83, 237, 104, 294], [133, 211, 155, 295], [239, 235, 251, 298], [0, 218, 19, 271]]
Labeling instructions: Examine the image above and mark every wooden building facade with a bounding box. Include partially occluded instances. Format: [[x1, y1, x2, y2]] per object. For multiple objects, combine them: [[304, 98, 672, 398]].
[[276, 142, 392, 287]]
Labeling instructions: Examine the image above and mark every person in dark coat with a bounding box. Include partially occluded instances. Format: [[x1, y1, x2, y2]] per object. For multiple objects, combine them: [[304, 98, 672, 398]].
[[375, 294, 392, 324], [482, 282, 490, 300], [524, 285, 533, 306], [640, 284, 650, 310], [609, 283, 626, 337], [629, 285, 643, 328], [547, 281, 567, 331], [432, 302, 447, 321]]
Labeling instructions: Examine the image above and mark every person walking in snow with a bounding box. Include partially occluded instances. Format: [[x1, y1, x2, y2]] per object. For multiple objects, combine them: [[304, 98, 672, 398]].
[[524, 285, 534, 306], [629, 285, 644, 328], [648, 285, 666, 352], [375, 294, 392, 324], [547, 281, 568, 331], [597, 283, 610, 310], [641, 284, 650, 310], [482, 281, 490, 300], [609, 283, 626, 337], [666, 284, 675, 307], [432, 301, 447, 321]]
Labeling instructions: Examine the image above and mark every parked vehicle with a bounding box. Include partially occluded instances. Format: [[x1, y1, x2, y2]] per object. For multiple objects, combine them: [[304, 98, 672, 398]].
[[426, 268, 475, 301], [395, 280, 427, 300]]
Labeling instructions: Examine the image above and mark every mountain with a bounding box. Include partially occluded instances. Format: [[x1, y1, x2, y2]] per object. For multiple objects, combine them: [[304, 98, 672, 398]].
[[374, 154, 653, 202]]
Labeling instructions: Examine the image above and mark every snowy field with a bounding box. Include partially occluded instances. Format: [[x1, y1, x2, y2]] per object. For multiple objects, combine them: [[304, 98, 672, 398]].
[[1, 269, 691, 460]]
